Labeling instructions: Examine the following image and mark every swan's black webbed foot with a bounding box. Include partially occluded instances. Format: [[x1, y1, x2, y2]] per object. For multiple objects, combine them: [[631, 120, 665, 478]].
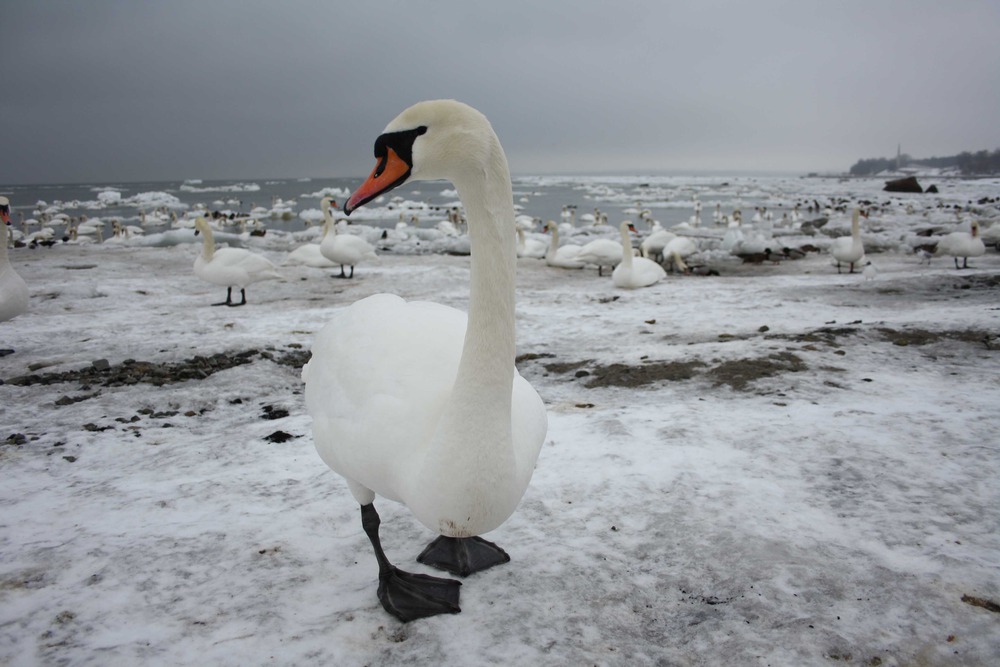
[[212, 287, 234, 306], [377, 566, 462, 622], [226, 288, 247, 307], [360, 502, 461, 622], [417, 535, 511, 577]]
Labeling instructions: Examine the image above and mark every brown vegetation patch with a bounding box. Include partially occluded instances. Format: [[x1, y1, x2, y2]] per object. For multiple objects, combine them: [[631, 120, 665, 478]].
[[583, 360, 707, 388], [705, 352, 807, 391]]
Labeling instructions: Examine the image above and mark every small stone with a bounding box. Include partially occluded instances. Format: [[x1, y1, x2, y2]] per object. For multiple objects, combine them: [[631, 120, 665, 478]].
[[92, 359, 111, 371]]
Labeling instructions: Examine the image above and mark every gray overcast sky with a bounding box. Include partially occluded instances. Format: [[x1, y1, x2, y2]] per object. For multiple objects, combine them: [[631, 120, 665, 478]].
[[2, 1, 999, 185]]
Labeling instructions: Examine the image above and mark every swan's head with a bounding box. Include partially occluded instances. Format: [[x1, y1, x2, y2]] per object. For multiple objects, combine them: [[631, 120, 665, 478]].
[[0, 196, 10, 224], [320, 196, 336, 212], [193, 216, 210, 236], [344, 100, 498, 215]]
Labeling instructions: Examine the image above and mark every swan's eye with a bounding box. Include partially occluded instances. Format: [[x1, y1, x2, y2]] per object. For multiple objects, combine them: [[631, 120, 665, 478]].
[[373, 126, 429, 173]]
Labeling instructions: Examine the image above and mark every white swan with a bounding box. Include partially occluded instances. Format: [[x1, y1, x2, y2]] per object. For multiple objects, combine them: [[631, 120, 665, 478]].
[[829, 208, 864, 273], [515, 227, 547, 259], [283, 243, 336, 268], [193, 217, 280, 306], [543, 220, 584, 269], [640, 229, 677, 262], [575, 231, 625, 276], [613, 221, 666, 289], [1, 198, 30, 323], [663, 236, 698, 273], [319, 196, 377, 278], [303, 100, 547, 622], [935, 220, 986, 269]]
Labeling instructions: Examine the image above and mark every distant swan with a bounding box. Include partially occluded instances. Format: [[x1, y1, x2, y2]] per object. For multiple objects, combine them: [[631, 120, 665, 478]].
[[613, 221, 666, 289], [829, 208, 864, 273], [319, 196, 377, 278], [575, 229, 625, 276], [935, 220, 986, 269], [543, 220, 584, 268], [1, 197, 30, 323], [515, 227, 547, 259], [303, 100, 547, 622], [193, 217, 280, 306]]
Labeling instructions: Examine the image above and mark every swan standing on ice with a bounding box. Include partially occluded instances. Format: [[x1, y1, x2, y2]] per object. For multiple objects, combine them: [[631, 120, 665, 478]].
[[543, 220, 584, 268], [640, 229, 677, 263], [319, 196, 377, 278], [830, 208, 865, 273], [613, 221, 666, 289], [193, 217, 280, 306], [1, 197, 30, 324], [575, 229, 625, 276], [303, 100, 547, 622], [936, 220, 986, 269]]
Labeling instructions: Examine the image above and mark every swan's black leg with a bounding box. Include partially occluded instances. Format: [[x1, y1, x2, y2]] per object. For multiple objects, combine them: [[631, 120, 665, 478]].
[[348, 265, 355, 278], [227, 288, 247, 307], [417, 535, 511, 577], [334, 266, 348, 279], [836, 262, 842, 274], [360, 504, 461, 622], [212, 287, 233, 306]]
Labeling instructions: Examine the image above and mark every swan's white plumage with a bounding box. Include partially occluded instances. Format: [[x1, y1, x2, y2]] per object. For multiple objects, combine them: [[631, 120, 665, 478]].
[[303, 100, 546, 538], [318, 197, 377, 274], [612, 221, 666, 289], [516, 227, 547, 259], [284, 243, 336, 268], [193, 217, 280, 291], [544, 220, 584, 268], [575, 237, 623, 273], [936, 220, 985, 268], [830, 209, 865, 272], [2, 198, 30, 323]]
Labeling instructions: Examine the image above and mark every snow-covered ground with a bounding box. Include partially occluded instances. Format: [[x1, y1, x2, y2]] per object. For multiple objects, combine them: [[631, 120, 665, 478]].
[[2, 209, 999, 665]]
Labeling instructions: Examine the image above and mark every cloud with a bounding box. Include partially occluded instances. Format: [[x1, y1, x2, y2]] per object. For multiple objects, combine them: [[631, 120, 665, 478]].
[[2, 1, 998, 184]]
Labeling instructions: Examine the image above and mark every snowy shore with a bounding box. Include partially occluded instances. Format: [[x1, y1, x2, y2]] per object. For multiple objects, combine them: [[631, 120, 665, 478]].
[[2, 214, 1000, 665]]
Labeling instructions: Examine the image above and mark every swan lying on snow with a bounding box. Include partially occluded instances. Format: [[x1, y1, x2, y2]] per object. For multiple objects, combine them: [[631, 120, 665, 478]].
[[193, 217, 280, 306], [303, 100, 547, 622], [543, 220, 584, 268], [935, 220, 985, 269], [613, 221, 665, 289]]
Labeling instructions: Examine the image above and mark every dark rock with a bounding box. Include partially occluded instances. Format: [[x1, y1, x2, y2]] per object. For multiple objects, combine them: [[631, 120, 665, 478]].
[[264, 430, 298, 443], [883, 176, 923, 193], [925, 184, 939, 193], [92, 359, 111, 371]]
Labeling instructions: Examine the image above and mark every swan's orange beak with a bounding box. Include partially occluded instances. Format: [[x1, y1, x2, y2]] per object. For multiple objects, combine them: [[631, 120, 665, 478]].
[[344, 147, 411, 216]]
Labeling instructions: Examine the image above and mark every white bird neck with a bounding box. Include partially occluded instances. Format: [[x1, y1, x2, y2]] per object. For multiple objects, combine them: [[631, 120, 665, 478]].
[[851, 210, 860, 239], [546, 224, 560, 259], [618, 221, 634, 268], [198, 222, 216, 260], [416, 134, 519, 527]]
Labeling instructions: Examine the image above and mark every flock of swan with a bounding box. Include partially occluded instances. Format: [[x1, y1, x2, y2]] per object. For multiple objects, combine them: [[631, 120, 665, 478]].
[[3, 102, 998, 623]]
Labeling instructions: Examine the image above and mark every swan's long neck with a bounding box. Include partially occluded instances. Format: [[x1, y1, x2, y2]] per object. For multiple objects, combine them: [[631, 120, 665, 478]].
[[619, 222, 634, 268], [851, 210, 860, 242], [200, 224, 216, 261], [415, 132, 519, 535], [547, 224, 560, 260]]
